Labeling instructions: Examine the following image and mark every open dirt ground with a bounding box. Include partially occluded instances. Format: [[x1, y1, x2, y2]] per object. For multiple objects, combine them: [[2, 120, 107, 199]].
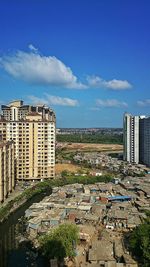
[[58, 142, 123, 152], [56, 163, 81, 174]]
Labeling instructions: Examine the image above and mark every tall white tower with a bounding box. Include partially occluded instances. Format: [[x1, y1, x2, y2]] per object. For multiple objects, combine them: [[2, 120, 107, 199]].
[[123, 113, 139, 164]]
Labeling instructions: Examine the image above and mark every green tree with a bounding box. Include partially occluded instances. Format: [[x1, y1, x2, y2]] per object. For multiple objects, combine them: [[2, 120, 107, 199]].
[[61, 170, 68, 177], [39, 223, 79, 260], [57, 133, 123, 144], [129, 214, 150, 266]]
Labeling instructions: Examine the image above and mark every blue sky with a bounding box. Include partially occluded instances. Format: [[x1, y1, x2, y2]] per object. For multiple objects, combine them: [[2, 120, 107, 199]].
[[0, 0, 150, 128]]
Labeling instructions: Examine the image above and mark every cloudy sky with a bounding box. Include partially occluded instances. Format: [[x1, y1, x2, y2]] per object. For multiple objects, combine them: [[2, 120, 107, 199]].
[[0, 0, 150, 127]]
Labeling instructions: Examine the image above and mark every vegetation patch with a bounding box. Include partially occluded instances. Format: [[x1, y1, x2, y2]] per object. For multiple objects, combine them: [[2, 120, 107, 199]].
[[128, 212, 150, 267], [39, 223, 79, 260], [57, 133, 123, 144]]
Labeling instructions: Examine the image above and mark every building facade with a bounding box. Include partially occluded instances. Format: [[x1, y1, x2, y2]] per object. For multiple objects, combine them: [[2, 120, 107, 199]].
[[123, 113, 150, 167], [123, 113, 139, 164], [0, 141, 15, 202], [0, 100, 56, 180], [139, 116, 150, 167]]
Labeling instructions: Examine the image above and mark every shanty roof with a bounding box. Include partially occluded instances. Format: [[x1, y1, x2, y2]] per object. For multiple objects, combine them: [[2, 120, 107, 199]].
[[88, 240, 115, 262]]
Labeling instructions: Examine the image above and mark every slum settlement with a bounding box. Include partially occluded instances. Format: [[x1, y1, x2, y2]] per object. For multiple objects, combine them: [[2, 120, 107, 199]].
[[25, 176, 150, 267]]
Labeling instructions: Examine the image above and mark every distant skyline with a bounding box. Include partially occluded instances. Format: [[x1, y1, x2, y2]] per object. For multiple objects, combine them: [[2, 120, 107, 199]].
[[0, 0, 150, 127]]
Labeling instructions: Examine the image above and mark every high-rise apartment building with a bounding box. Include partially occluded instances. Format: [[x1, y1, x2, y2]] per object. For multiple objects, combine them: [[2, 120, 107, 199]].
[[123, 113, 139, 164], [0, 100, 56, 180], [139, 116, 150, 167], [0, 140, 15, 202], [123, 113, 150, 167]]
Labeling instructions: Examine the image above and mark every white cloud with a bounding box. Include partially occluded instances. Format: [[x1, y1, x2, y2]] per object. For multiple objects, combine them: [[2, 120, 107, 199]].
[[137, 99, 150, 107], [28, 44, 38, 52], [27, 95, 49, 105], [28, 94, 79, 107], [96, 98, 128, 108], [0, 45, 132, 91], [87, 75, 132, 90], [0, 48, 86, 89]]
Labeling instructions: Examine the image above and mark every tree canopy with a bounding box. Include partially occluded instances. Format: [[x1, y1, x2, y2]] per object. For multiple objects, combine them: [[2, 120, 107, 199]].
[[57, 133, 123, 144], [129, 214, 150, 267], [39, 223, 79, 260]]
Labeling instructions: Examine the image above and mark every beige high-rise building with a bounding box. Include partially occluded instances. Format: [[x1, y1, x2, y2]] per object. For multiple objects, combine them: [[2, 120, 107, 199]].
[[0, 141, 15, 202], [0, 100, 56, 180]]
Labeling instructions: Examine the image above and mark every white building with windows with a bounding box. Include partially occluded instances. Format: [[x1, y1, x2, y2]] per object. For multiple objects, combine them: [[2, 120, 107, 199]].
[[123, 113, 140, 164]]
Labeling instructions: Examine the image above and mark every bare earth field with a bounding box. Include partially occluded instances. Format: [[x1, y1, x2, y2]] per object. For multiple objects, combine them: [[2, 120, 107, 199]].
[[58, 142, 123, 152], [56, 163, 81, 174]]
